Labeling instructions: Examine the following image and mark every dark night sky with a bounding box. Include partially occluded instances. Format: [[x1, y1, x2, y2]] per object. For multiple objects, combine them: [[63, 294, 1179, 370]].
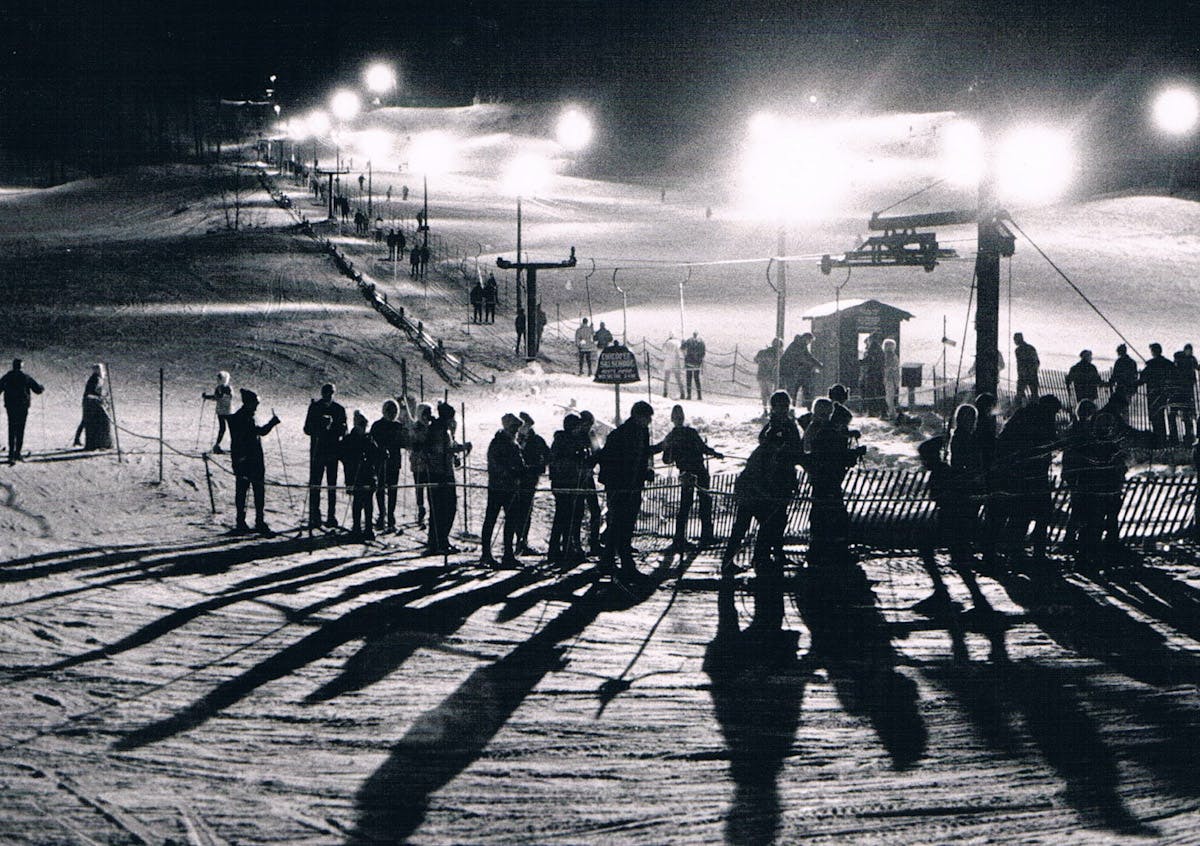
[[1, 0, 1197, 170]]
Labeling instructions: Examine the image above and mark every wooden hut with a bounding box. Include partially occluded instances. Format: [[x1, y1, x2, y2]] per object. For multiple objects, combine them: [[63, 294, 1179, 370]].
[[801, 298, 914, 396]]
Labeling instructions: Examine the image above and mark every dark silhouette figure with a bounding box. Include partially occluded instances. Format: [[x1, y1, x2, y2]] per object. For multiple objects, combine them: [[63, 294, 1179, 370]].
[[992, 394, 1061, 560], [225, 389, 280, 534], [469, 280, 484, 323], [483, 273, 498, 323], [1139, 343, 1175, 447], [800, 397, 865, 565], [1014, 332, 1040, 408], [514, 305, 526, 354], [370, 400, 408, 533], [1066, 349, 1102, 405], [596, 401, 661, 582], [340, 410, 382, 539], [0, 358, 44, 463], [422, 402, 470, 554], [548, 414, 586, 564], [755, 338, 783, 412], [859, 335, 886, 418], [1170, 345, 1199, 444], [74, 363, 112, 451], [661, 405, 722, 550], [681, 331, 706, 400], [779, 332, 821, 408], [480, 413, 524, 568], [304, 383, 347, 529], [514, 412, 549, 556]]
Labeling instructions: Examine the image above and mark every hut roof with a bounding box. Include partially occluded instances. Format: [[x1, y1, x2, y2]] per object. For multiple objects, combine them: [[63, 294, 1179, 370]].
[[802, 298, 914, 321]]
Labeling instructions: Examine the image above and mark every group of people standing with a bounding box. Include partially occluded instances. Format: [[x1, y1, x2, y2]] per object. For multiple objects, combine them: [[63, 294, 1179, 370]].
[[469, 274, 499, 324], [0, 359, 111, 466], [573, 318, 614, 375], [659, 332, 708, 400]]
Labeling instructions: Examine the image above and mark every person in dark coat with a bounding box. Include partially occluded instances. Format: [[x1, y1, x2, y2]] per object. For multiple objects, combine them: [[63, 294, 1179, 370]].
[[1139, 343, 1176, 447], [514, 305, 527, 354], [370, 400, 408, 533], [74, 364, 112, 451], [409, 244, 421, 278], [224, 388, 280, 534], [419, 245, 431, 277], [593, 322, 613, 350], [801, 396, 865, 564], [535, 304, 548, 354], [1066, 349, 1102, 405], [0, 358, 44, 464], [681, 331, 706, 400], [1013, 332, 1040, 408], [304, 383, 347, 529], [341, 411, 383, 539], [483, 273, 498, 323], [722, 391, 804, 573], [859, 335, 887, 418], [1108, 343, 1138, 421], [661, 405, 722, 550], [548, 414, 587, 564], [515, 412, 549, 555], [994, 394, 1061, 560], [1171, 345, 1199, 444], [469, 281, 485, 323], [408, 401, 432, 527], [422, 402, 470, 554], [779, 333, 822, 407], [576, 410, 604, 554], [480, 413, 525, 567], [596, 401, 662, 582]]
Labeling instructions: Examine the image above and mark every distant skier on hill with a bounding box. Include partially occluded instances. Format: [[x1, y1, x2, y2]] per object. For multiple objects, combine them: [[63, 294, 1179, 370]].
[[202, 371, 233, 454]]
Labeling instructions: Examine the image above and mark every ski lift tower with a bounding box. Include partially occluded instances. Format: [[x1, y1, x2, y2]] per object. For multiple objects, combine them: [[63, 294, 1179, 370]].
[[497, 247, 578, 361], [314, 166, 350, 220]]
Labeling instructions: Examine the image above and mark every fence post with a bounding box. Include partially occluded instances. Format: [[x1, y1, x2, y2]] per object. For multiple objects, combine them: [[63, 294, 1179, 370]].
[[203, 453, 217, 514], [158, 367, 164, 484]]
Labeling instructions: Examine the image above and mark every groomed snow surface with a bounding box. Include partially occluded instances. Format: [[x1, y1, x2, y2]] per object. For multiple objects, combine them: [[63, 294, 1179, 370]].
[[1, 104, 1200, 844]]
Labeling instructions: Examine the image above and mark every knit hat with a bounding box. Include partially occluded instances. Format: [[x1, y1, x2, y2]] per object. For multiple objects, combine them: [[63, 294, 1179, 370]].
[[240, 388, 258, 403]]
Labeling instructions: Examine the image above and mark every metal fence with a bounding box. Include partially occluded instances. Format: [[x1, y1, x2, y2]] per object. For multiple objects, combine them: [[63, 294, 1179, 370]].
[[636, 467, 1197, 549]]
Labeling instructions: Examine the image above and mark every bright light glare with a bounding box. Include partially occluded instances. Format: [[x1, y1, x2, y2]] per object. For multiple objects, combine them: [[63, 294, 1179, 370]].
[[996, 126, 1073, 204], [330, 90, 361, 122], [556, 108, 593, 152], [288, 118, 309, 141], [503, 153, 553, 196], [408, 132, 457, 175], [741, 114, 846, 219], [1153, 87, 1200, 135], [357, 129, 392, 163], [364, 62, 397, 94], [307, 110, 330, 136], [940, 119, 984, 187]]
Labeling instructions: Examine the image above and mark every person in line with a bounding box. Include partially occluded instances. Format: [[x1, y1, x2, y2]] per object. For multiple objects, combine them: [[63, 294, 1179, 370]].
[[1171, 344, 1199, 445], [408, 401, 433, 528], [682, 330, 706, 400], [779, 332, 822, 408], [0, 358, 44, 464], [661, 405, 723, 551], [801, 396, 865, 565], [595, 401, 662, 584], [594, 321, 613, 350], [224, 388, 280, 535], [1065, 349, 1102, 407], [548, 414, 587, 564], [409, 244, 421, 278], [419, 244, 431, 278], [422, 402, 471, 554], [480, 413, 525, 568], [515, 412, 549, 556], [1062, 399, 1099, 551], [77, 363, 112, 451], [514, 305, 527, 354], [575, 318, 595, 376], [993, 394, 1062, 561], [576, 410, 604, 555], [661, 332, 684, 399], [534, 303, 548, 354], [370, 399, 408, 533], [72, 367, 109, 451], [1139, 343, 1176, 447], [341, 411, 383, 540], [470, 280, 484, 324], [483, 273, 498, 323], [755, 338, 783, 414], [1013, 332, 1040, 408], [859, 335, 886, 418], [304, 383, 347, 529], [202, 371, 234, 454], [882, 338, 900, 420], [1108, 343, 1139, 422], [721, 390, 804, 573]]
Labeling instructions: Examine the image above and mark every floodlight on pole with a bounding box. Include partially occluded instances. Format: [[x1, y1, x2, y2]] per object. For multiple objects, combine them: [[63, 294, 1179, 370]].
[[365, 62, 397, 98], [1153, 87, 1200, 136], [330, 90, 361, 122], [995, 125, 1073, 204], [556, 107, 593, 152]]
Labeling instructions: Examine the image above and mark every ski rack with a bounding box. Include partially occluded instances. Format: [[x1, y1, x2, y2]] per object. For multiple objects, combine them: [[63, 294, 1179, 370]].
[[820, 208, 1004, 274]]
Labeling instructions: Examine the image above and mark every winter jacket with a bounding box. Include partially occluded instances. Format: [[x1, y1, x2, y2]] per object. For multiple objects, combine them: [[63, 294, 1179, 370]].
[[1066, 360, 1102, 402], [660, 425, 718, 474], [340, 428, 383, 487], [681, 337, 706, 368], [1015, 341, 1040, 380], [519, 430, 550, 483], [227, 406, 278, 477], [594, 327, 613, 349], [549, 429, 588, 490], [575, 324, 595, 350], [369, 418, 408, 468], [597, 420, 658, 491], [304, 399, 347, 454], [1139, 355, 1176, 410], [0, 369, 44, 410], [662, 338, 681, 370], [1110, 354, 1138, 395], [486, 430, 525, 492]]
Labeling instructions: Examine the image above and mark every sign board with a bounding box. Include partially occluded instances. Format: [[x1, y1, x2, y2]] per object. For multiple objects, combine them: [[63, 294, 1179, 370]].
[[594, 344, 640, 384]]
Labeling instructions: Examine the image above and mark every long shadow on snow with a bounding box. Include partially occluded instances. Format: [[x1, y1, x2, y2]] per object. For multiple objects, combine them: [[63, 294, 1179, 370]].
[[996, 561, 1200, 688], [793, 560, 927, 770], [1088, 565, 1200, 643], [705, 573, 806, 846], [112, 565, 542, 750], [348, 578, 659, 845], [0, 537, 246, 584], [303, 566, 550, 704], [3, 533, 350, 610], [19, 555, 444, 678]]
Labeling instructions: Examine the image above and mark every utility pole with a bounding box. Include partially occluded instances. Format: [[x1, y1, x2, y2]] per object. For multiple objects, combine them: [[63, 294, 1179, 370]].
[[315, 167, 349, 220], [974, 169, 1002, 399], [775, 226, 787, 341], [497, 248, 577, 361]]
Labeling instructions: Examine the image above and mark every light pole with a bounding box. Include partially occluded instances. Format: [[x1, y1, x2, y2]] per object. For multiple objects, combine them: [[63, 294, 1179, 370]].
[[330, 89, 361, 173], [504, 153, 553, 359], [1152, 86, 1199, 195]]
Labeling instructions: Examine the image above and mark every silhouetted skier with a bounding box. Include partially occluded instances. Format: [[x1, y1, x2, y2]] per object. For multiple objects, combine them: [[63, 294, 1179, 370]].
[[515, 412, 549, 556], [341, 410, 383, 539], [225, 388, 279, 534], [661, 404, 722, 550], [596, 401, 661, 584], [1014, 332, 1040, 408], [304, 383, 347, 529], [483, 273, 498, 323], [370, 399, 408, 533], [0, 358, 43, 463], [480, 413, 525, 568]]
